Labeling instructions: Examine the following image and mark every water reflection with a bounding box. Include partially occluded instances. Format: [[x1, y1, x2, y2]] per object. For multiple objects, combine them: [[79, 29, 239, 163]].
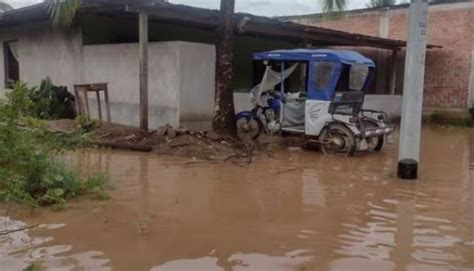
[[0, 127, 472, 270], [0, 216, 111, 270], [150, 250, 315, 271]]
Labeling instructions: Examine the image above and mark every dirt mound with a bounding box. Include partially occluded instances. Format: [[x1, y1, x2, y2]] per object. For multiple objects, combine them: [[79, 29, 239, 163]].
[[92, 122, 240, 160], [46, 120, 276, 162]]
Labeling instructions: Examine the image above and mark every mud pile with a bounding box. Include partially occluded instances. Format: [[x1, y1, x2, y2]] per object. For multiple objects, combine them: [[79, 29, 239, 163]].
[[47, 119, 285, 161], [66, 121, 245, 160]]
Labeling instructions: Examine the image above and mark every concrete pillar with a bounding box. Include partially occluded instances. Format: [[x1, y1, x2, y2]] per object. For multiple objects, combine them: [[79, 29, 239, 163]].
[[139, 13, 149, 130], [389, 50, 398, 95], [375, 9, 390, 94], [378, 9, 390, 38], [398, 0, 429, 180], [468, 50, 474, 109]]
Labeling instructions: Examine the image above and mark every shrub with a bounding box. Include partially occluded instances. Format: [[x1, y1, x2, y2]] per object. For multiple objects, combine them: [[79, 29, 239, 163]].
[[0, 81, 106, 209], [16, 77, 76, 120]]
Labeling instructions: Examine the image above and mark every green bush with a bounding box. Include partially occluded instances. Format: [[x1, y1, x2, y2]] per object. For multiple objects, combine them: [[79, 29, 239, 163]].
[[11, 77, 76, 120], [0, 81, 106, 209]]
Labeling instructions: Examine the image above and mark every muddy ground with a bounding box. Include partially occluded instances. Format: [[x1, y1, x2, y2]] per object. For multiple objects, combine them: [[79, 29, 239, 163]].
[[48, 119, 303, 161]]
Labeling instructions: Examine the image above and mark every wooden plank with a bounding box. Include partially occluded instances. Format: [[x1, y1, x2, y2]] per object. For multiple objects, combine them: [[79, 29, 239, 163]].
[[139, 13, 149, 130]]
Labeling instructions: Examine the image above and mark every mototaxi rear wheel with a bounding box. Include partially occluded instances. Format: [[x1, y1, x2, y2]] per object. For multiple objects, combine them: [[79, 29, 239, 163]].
[[361, 119, 384, 152], [319, 123, 356, 156]]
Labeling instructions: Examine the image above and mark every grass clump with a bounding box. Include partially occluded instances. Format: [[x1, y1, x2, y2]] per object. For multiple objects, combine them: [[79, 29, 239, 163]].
[[0, 81, 107, 209]]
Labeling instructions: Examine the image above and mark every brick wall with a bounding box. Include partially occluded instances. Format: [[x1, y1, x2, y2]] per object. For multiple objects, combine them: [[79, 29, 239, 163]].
[[288, 2, 474, 110]]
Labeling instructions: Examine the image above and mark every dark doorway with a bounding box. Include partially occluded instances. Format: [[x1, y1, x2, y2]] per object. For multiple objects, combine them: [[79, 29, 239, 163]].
[[3, 41, 19, 88]]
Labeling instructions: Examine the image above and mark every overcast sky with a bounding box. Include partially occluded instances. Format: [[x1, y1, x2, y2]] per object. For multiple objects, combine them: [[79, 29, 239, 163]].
[[5, 0, 406, 16]]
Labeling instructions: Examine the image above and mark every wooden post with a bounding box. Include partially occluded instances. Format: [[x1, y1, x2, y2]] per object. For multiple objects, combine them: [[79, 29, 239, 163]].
[[84, 90, 90, 120], [389, 50, 398, 95], [74, 87, 82, 115], [104, 84, 111, 123], [139, 13, 149, 130], [96, 90, 102, 121]]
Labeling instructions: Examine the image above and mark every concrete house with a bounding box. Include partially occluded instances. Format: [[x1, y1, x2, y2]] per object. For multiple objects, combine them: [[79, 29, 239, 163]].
[[0, 0, 422, 129], [283, 0, 474, 117]]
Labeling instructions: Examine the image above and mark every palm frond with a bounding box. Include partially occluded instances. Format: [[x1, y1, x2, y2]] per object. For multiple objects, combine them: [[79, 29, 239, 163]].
[[320, 0, 347, 13], [47, 0, 81, 27], [0, 2, 13, 13], [366, 0, 397, 8]]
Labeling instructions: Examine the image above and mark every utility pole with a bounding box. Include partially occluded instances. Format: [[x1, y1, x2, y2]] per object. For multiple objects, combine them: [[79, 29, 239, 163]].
[[397, 0, 429, 180]]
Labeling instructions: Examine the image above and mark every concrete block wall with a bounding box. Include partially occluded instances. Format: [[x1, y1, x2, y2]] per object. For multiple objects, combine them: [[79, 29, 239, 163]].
[[83, 42, 181, 128], [0, 23, 216, 129], [84, 41, 215, 128], [288, 2, 474, 110], [176, 42, 216, 124], [0, 23, 83, 96]]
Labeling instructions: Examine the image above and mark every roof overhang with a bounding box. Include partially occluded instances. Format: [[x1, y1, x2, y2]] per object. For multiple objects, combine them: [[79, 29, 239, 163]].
[[0, 0, 442, 50]]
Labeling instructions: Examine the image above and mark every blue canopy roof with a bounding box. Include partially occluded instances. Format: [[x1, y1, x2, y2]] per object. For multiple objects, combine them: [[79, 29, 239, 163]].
[[253, 49, 375, 67]]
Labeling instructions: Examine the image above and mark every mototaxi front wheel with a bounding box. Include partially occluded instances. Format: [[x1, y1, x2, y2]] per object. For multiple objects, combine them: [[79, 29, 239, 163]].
[[236, 116, 262, 141]]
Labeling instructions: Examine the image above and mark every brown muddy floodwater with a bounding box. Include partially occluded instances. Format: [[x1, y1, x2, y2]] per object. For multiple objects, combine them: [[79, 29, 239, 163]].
[[1, 127, 473, 271]]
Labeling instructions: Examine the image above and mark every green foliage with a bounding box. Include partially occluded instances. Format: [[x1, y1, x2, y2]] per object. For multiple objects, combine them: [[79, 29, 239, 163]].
[[23, 263, 41, 271], [75, 115, 100, 133], [0, 81, 33, 124], [0, 81, 107, 209], [48, 0, 81, 27], [320, 0, 347, 12], [367, 0, 396, 8], [28, 77, 76, 120], [82, 173, 109, 200], [0, 2, 13, 13]]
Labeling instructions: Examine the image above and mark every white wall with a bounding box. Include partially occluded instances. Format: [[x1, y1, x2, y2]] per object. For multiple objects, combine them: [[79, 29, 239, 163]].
[[0, 23, 83, 109], [363, 95, 402, 117], [83, 42, 180, 128], [0, 23, 216, 129], [234, 92, 252, 113], [83, 41, 215, 128], [177, 42, 216, 123]]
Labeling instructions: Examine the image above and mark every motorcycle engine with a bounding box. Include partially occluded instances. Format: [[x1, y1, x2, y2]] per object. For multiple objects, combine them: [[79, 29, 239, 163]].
[[265, 109, 280, 134]]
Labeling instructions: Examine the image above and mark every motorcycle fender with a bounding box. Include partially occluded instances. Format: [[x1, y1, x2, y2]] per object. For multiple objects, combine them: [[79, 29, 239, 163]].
[[235, 111, 254, 121], [332, 115, 361, 136]]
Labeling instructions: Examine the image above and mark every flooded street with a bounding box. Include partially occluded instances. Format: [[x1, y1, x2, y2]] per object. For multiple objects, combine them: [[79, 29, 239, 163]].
[[1, 127, 473, 271]]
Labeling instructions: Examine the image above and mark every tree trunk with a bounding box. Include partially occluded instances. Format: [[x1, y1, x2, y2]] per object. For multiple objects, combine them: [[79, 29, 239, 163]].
[[213, 0, 236, 135]]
